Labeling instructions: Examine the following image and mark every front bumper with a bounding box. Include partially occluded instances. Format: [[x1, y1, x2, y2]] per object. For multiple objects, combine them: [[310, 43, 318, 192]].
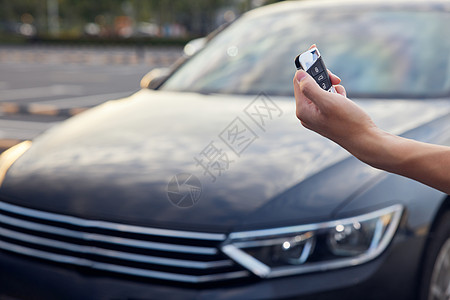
[[0, 234, 423, 300]]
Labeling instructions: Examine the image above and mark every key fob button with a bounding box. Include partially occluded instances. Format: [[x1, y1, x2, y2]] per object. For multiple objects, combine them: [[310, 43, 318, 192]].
[[308, 59, 324, 76], [314, 70, 331, 90], [313, 66, 321, 75], [315, 72, 326, 83], [310, 65, 321, 76]]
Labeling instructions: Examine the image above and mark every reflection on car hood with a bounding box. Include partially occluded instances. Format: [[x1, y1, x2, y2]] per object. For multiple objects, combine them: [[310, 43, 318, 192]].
[[2, 90, 450, 231]]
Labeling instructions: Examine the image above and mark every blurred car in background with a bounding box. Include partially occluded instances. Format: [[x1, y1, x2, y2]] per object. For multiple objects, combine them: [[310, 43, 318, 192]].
[[1, 0, 450, 299]]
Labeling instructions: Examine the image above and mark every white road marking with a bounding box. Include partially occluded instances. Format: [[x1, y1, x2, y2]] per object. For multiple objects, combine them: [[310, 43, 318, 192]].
[[0, 119, 60, 140], [32, 91, 135, 109], [0, 119, 59, 130], [0, 85, 84, 101]]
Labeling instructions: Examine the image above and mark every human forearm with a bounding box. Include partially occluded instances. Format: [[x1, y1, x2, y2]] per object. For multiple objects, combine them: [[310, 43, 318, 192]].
[[294, 68, 450, 194], [344, 127, 450, 194]]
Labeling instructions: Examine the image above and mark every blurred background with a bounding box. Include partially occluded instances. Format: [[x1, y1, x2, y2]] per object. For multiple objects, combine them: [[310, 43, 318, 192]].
[[0, 0, 282, 42], [0, 0, 282, 151]]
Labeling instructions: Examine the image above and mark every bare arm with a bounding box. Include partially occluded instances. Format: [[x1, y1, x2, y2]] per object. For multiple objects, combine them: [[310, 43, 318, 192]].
[[293, 69, 450, 194]]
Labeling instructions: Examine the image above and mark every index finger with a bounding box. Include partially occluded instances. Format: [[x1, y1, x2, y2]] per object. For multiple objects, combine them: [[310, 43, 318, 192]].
[[327, 70, 341, 85]]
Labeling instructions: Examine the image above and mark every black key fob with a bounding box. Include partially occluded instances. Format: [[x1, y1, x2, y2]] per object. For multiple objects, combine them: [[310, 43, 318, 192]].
[[295, 47, 336, 93]]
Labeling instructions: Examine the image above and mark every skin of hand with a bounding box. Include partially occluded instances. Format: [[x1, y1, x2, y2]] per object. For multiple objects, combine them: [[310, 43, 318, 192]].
[[293, 69, 450, 194]]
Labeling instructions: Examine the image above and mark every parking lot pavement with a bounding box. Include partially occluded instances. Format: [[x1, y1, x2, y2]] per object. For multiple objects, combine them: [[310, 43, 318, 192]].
[[0, 90, 134, 117], [0, 45, 182, 66], [0, 45, 183, 151]]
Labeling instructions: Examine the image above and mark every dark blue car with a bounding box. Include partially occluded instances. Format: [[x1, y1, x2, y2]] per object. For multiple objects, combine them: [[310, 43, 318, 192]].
[[0, 0, 449, 299]]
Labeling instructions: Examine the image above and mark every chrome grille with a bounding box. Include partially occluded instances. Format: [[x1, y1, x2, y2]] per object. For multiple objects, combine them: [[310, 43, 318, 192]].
[[0, 200, 250, 283]]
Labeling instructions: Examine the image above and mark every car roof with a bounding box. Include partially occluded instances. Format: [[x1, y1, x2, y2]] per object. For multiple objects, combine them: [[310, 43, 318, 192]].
[[246, 0, 450, 19]]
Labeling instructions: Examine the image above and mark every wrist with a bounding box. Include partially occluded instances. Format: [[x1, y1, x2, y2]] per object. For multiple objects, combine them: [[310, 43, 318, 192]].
[[343, 126, 393, 169]]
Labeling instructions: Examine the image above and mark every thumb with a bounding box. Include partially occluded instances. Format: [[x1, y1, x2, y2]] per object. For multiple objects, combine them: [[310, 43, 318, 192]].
[[295, 70, 331, 109]]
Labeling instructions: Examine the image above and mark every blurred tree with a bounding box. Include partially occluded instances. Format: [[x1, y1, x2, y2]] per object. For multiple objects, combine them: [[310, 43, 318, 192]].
[[0, 0, 46, 33], [0, 0, 275, 38]]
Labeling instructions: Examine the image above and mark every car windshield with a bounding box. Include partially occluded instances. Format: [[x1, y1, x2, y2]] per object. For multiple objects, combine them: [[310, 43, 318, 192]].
[[161, 7, 450, 98]]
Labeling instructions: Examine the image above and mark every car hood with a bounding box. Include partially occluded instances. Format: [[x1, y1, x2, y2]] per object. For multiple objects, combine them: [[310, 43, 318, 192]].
[[2, 90, 450, 232]]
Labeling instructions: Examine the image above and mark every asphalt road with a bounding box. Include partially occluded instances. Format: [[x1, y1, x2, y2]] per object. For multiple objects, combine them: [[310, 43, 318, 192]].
[[0, 45, 183, 150]]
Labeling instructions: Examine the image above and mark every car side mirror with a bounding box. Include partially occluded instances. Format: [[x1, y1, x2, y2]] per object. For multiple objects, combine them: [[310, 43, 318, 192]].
[[140, 68, 170, 89]]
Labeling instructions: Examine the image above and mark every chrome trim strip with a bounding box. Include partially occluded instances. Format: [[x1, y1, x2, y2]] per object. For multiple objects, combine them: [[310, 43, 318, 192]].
[[0, 227, 232, 269], [0, 201, 225, 241], [222, 244, 270, 278], [229, 205, 403, 240], [223, 205, 403, 278], [299, 238, 314, 264], [0, 214, 217, 255], [231, 232, 314, 248], [0, 240, 249, 283]]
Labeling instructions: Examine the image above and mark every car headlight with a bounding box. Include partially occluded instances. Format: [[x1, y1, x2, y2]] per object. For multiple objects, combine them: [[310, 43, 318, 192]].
[[0, 141, 32, 188], [222, 204, 403, 278]]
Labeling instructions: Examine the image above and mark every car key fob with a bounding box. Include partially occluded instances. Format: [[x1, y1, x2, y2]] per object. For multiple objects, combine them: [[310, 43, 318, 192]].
[[295, 47, 336, 93]]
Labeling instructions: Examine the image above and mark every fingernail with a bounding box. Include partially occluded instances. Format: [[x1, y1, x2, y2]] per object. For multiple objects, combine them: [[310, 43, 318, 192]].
[[296, 70, 307, 82]]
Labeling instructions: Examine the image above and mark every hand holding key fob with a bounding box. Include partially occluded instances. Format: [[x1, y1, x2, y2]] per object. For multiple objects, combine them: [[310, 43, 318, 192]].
[[295, 47, 336, 93]]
